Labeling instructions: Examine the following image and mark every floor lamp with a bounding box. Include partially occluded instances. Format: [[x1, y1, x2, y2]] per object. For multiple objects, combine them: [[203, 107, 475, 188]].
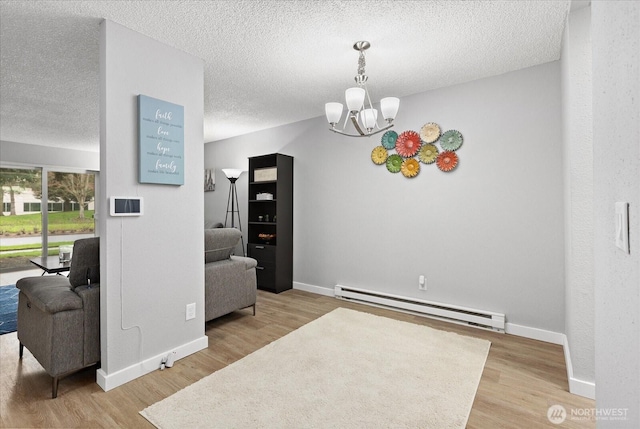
[[222, 168, 245, 256]]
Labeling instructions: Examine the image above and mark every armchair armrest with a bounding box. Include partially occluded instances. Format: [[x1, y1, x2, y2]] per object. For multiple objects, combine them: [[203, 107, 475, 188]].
[[75, 284, 101, 365], [231, 256, 257, 271]]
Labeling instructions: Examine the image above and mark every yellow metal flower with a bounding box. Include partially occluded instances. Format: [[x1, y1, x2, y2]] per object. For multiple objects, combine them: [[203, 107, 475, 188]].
[[371, 146, 388, 165], [401, 158, 420, 178]]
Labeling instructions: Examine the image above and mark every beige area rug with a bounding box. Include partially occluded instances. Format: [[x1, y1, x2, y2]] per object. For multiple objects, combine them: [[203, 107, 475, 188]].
[[141, 308, 491, 429]]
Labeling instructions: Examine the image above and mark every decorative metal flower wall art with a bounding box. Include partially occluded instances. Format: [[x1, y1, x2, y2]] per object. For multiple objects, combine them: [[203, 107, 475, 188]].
[[371, 146, 388, 165], [418, 144, 439, 164], [386, 154, 403, 173], [395, 131, 422, 157], [370, 122, 463, 177], [439, 130, 463, 151], [436, 151, 459, 172], [401, 158, 420, 178], [420, 122, 441, 143], [381, 130, 398, 149]]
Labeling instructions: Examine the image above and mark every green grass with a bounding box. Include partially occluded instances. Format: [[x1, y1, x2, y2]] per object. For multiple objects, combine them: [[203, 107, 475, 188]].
[[0, 211, 94, 272], [0, 241, 75, 259], [0, 241, 75, 252], [0, 210, 94, 235], [0, 248, 59, 259]]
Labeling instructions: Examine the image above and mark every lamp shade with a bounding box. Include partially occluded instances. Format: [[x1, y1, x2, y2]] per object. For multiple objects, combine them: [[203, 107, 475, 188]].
[[222, 169, 244, 179], [325, 102, 343, 124], [380, 97, 400, 121], [345, 87, 366, 112], [361, 108, 378, 130]]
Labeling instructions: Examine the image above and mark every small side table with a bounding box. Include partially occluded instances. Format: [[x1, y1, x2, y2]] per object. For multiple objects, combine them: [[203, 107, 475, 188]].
[[29, 256, 71, 276]]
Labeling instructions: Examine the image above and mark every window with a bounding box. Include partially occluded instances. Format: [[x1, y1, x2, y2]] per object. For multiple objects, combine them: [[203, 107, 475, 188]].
[[70, 202, 89, 211], [23, 202, 41, 212], [1, 167, 96, 274], [47, 202, 64, 212]]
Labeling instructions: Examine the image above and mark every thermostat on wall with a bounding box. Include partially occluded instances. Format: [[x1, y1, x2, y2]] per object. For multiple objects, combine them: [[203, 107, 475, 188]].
[[110, 197, 143, 216]]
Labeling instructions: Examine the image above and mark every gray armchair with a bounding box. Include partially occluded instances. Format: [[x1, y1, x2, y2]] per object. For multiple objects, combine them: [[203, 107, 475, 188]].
[[205, 228, 257, 321], [16, 237, 100, 398]]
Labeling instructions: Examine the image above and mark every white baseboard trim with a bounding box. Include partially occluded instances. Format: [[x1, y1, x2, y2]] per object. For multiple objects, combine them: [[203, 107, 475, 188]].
[[563, 334, 596, 399], [96, 335, 208, 391], [293, 282, 334, 297], [504, 322, 565, 345]]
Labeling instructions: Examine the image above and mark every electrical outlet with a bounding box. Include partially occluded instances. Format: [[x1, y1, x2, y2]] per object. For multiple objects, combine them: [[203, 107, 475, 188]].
[[418, 275, 426, 291], [186, 303, 196, 320]]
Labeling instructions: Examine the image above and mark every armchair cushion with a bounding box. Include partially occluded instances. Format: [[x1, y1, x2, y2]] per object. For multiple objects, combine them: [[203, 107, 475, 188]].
[[68, 237, 100, 288], [205, 228, 241, 263], [17, 278, 82, 314]]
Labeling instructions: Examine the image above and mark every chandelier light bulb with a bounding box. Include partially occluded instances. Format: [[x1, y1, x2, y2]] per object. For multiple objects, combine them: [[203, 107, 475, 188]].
[[345, 87, 365, 113], [380, 97, 400, 122], [361, 108, 378, 131], [325, 102, 343, 125]]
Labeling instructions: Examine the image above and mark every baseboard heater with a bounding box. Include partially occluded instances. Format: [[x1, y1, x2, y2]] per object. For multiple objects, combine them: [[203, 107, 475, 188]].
[[334, 285, 505, 332]]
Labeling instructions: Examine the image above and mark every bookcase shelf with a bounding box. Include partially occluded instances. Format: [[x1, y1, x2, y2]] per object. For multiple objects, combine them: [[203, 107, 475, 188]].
[[247, 153, 293, 293]]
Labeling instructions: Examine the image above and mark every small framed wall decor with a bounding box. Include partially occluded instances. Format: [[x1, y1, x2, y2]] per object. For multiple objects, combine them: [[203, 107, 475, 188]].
[[138, 95, 184, 185], [204, 169, 215, 191]]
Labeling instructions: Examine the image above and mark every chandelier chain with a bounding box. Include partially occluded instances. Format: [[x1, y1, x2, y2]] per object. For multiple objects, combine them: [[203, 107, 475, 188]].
[[357, 51, 366, 78]]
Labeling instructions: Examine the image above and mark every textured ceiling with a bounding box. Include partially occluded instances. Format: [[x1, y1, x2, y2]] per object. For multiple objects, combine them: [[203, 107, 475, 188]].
[[0, 0, 571, 152]]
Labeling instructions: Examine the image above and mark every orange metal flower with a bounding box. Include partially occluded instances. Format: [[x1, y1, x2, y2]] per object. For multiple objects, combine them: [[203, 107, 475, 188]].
[[436, 151, 458, 172]]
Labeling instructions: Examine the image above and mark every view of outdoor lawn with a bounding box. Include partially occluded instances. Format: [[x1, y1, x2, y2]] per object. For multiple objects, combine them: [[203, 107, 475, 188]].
[[1, 168, 95, 272]]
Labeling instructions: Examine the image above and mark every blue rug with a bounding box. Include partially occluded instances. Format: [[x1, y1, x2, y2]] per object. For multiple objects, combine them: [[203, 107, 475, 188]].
[[0, 285, 18, 335]]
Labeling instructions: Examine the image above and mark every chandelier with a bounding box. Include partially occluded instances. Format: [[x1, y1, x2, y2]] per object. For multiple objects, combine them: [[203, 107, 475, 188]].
[[325, 41, 399, 137]]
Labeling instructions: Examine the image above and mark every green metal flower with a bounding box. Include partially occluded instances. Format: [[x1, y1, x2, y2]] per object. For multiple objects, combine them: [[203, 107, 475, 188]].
[[386, 154, 403, 173]]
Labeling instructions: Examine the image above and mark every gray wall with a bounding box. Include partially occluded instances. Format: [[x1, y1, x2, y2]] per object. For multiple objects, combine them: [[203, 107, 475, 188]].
[[206, 60, 565, 332], [0, 140, 99, 171], [592, 1, 640, 426], [562, 5, 595, 386], [97, 20, 205, 384]]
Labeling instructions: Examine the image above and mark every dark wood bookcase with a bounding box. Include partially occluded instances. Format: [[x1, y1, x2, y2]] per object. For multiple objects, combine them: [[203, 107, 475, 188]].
[[247, 153, 293, 293]]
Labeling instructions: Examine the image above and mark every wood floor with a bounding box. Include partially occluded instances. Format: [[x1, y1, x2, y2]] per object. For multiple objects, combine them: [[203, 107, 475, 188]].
[[1, 289, 595, 428]]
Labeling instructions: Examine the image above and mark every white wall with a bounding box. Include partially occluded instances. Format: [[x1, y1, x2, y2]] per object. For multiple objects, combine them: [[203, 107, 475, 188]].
[[561, 5, 595, 396], [97, 20, 207, 390], [592, 1, 640, 426], [206, 61, 565, 333]]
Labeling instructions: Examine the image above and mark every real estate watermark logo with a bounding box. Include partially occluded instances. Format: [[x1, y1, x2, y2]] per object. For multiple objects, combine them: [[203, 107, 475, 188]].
[[547, 405, 567, 424], [547, 405, 629, 424]]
